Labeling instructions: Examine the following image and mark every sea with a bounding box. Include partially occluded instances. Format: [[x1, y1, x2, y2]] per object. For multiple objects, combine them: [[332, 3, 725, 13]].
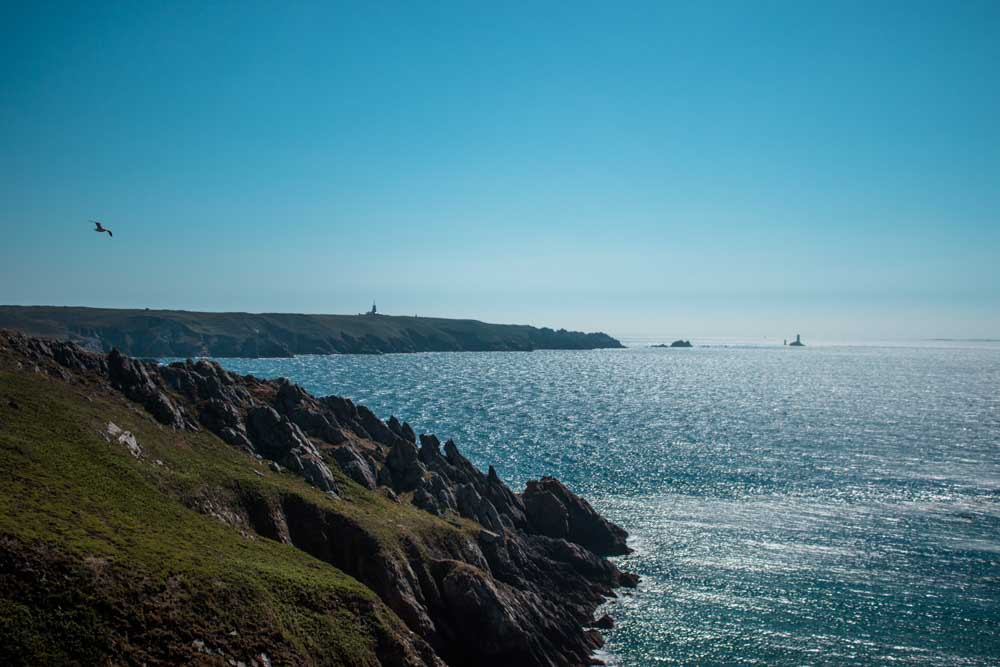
[[207, 339, 1000, 665]]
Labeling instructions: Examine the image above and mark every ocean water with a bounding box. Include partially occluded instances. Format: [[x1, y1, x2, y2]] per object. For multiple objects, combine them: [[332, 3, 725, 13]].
[[211, 343, 1000, 665]]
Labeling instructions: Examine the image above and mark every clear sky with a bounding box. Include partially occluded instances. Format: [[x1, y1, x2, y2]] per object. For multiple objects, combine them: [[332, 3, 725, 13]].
[[2, 1, 998, 340]]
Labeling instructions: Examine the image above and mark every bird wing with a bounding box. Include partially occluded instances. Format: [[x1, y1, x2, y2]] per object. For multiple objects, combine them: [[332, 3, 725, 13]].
[[91, 220, 101, 230], [108, 230, 112, 237]]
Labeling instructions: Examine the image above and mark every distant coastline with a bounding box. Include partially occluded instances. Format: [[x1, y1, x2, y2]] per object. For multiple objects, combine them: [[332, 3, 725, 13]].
[[0, 305, 623, 357]]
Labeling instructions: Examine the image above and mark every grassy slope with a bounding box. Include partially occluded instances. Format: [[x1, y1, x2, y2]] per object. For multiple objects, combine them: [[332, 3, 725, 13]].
[[0, 366, 465, 665]]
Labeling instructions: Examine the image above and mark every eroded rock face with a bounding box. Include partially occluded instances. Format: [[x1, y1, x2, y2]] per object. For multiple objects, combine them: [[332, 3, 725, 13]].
[[388, 415, 417, 443], [2, 329, 636, 667], [246, 406, 308, 459], [331, 445, 378, 490], [107, 349, 190, 430], [274, 380, 346, 444], [523, 477, 630, 557], [386, 438, 425, 491], [246, 406, 338, 495]]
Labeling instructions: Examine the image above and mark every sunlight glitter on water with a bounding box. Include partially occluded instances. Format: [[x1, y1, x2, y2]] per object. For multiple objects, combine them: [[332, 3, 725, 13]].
[[205, 344, 1000, 665]]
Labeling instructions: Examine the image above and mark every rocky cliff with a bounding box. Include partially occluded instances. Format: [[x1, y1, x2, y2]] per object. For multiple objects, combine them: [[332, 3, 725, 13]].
[[0, 306, 624, 357], [0, 330, 635, 666]]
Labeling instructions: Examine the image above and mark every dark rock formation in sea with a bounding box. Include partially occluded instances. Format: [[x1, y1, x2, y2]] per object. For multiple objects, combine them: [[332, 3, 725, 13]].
[[0, 306, 625, 357], [0, 329, 636, 666], [651, 340, 693, 348]]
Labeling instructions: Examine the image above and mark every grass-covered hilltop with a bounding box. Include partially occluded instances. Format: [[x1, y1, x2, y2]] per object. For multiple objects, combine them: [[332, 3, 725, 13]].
[[0, 330, 635, 666], [0, 306, 624, 357]]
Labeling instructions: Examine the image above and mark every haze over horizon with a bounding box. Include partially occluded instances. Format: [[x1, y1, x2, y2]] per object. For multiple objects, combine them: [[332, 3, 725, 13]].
[[2, 2, 998, 339]]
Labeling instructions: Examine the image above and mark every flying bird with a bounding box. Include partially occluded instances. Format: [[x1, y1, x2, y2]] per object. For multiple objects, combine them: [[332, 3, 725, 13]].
[[91, 220, 112, 237]]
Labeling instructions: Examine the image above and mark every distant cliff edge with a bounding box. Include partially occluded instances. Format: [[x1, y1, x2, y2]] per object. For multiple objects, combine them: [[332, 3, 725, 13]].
[[0, 306, 624, 357]]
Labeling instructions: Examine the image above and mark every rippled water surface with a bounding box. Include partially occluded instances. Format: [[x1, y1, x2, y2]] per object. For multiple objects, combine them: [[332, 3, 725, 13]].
[[213, 344, 1000, 665]]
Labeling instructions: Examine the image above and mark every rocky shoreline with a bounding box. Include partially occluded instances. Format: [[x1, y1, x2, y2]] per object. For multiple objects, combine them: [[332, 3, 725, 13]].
[[1, 330, 636, 666]]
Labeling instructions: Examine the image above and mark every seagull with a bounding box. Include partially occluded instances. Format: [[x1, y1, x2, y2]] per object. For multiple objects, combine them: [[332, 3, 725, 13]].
[[90, 220, 113, 237]]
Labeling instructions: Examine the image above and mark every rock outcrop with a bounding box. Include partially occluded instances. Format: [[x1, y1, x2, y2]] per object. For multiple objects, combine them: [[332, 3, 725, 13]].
[[107, 349, 192, 430], [524, 477, 630, 557], [651, 340, 693, 348], [0, 329, 637, 667]]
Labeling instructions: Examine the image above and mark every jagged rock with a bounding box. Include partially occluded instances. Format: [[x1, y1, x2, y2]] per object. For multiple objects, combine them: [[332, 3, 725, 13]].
[[476, 530, 518, 583], [485, 465, 528, 530], [245, 406, 307, 459], [199, 398, 242, 431], [401, 421, 417, 443], [541, 536, 625, 583], [523, 477, 630, 557], [332, 446, 378, 490], [218, 426, 254, 451], [455, 483, 504, 533], [524, 487, 570, 540], [51, 340, 107, 374], [274, 380, 345, 444], [387, 415, 405, 438], [356, 404, 406, 447], [442, 441, 522, 526], [386, 415, 417, 444], [413, 472, 457, 516], [107, 349, 188, 429], [149, 390, 191, 430], [162, 359, 236, 400], [427, 472, 458, 512], [429, 558, 597, 666], [413, 486, 442, 515], [418, 434, 444, 465], [246, 406, 338, 494], [589, 614, 614, 630], [436, 561, 525, 652], [319, 396, 373, 440], [385, 438, 425, 491], [285, 447, 339, 495], [583, 629, 605, 650]]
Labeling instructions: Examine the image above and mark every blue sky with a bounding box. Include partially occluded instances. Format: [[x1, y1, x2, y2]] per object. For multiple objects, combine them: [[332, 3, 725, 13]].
[[2, 1, 998, 339]]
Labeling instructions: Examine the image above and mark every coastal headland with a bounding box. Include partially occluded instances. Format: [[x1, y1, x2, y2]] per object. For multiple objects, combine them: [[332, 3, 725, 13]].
[[0, 306, 624, 357], [0, 330, 635, 665]]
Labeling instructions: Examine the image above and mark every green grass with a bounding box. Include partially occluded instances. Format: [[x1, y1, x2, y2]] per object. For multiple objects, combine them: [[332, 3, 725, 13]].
[[0, 367, 452, 665]]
